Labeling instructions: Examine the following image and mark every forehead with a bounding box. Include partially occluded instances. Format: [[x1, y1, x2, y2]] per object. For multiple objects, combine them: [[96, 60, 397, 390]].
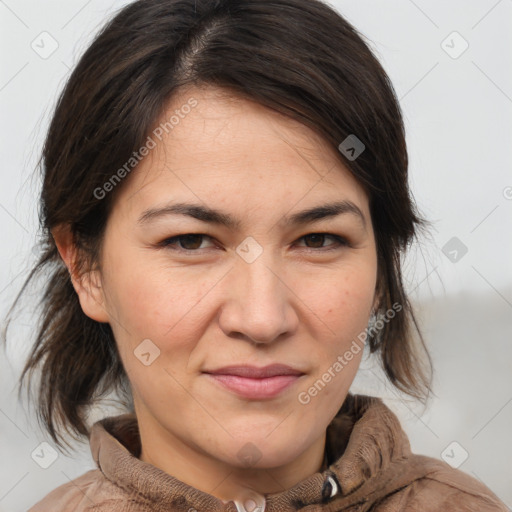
[[155, 85, 338, 168], [113, 84, 370, 222]]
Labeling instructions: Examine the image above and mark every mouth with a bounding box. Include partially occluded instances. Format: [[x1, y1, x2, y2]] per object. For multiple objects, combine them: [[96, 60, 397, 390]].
[[202, 364, 305, 400]]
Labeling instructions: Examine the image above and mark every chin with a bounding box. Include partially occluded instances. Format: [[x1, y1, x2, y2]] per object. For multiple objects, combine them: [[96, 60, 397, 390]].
[[220, 432, 309, 469]]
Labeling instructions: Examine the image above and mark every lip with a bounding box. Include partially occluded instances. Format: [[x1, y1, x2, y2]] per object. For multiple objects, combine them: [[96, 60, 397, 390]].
[[203, 364, 305, 400], [204, 364, 304, 378]]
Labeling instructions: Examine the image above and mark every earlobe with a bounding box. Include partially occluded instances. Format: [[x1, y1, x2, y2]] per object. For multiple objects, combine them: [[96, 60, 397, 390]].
[[75, 269, 110, 324], [51, 224, 110, 324]]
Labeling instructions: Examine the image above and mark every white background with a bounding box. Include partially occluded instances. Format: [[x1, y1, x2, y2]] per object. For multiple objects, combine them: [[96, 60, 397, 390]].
[[0, 0, 511, 509]]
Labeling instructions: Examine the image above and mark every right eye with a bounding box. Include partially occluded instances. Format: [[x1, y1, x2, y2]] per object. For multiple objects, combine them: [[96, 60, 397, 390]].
[[158, 233, 217, 252]]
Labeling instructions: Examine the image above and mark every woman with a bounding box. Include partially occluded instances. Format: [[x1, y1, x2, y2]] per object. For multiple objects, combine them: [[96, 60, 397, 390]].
[[4, 0, 507, 510]]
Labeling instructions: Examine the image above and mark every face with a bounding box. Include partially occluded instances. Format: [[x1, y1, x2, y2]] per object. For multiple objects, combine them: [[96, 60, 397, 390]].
[[81, 85, 378, 477]]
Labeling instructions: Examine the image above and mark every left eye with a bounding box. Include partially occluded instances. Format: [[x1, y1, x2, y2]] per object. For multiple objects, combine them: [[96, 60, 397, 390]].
[[159, 233, 348, 252], [296, 233, 348, 250]]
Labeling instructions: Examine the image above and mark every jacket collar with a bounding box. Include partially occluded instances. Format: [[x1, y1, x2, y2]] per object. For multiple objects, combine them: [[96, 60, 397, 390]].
[[89, 394, 427, 511]]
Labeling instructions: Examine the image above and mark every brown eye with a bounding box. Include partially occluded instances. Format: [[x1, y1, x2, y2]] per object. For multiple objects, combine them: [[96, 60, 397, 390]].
[[160, 234, 214, 251], [303, 234, 326, 248], [298, 233, 348, 250], [177, 234, 204, 250]]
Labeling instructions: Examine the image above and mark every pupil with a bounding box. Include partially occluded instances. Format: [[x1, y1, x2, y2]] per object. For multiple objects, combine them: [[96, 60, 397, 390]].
[[181, 234, 202, 250], [306, 234, 324, 248]]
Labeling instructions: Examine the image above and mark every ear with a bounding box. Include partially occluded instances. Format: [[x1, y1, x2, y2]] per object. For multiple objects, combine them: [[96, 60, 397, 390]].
[[51, 224, 110, 323]]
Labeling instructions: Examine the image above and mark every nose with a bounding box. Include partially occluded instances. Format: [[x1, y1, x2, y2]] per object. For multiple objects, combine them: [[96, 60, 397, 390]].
[[218, 253, 298, 345]]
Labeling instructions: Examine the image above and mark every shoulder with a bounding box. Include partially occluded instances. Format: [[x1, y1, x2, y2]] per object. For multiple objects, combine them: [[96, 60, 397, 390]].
[[27, 469, 130, 511], [393, 454, 508, 511]]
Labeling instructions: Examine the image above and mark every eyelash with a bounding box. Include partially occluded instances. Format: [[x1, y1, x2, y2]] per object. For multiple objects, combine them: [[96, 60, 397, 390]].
[[157, 233, 350, 254]]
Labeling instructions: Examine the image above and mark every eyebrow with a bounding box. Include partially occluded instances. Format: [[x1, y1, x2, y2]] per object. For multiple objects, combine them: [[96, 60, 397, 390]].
[[137, 200, 367, 230]]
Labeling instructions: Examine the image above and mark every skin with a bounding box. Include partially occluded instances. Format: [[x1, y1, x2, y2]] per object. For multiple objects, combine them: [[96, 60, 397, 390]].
[[53, 84, 379, 503]]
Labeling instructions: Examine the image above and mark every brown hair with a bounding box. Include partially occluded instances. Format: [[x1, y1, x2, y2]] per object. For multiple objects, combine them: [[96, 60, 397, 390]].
[[2, 0, 433, 451]]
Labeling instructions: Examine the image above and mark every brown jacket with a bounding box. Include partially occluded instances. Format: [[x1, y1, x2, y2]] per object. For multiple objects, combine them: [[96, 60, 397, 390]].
[[28, 394, 508, 511]]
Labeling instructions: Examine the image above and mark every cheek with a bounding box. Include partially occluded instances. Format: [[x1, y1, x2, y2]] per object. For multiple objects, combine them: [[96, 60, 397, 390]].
[[306, 264, 376, 331], [106, 266, 204, 397], [105, 257, 218, 350]]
